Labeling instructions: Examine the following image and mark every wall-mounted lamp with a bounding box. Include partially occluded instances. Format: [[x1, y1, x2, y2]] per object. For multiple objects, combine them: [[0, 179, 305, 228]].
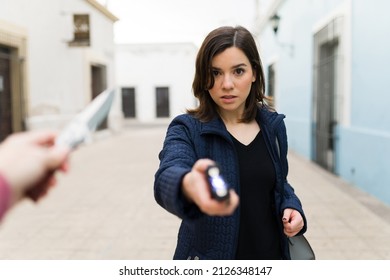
[[269, 13, 294, 57], [270, 14, 281, 34]]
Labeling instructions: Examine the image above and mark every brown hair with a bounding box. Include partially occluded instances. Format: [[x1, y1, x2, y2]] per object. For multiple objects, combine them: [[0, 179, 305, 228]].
[[187, 25, 270, 122]]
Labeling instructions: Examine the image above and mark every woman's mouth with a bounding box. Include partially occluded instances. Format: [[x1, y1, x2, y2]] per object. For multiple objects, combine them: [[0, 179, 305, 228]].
[[221, 95, 237, 103]]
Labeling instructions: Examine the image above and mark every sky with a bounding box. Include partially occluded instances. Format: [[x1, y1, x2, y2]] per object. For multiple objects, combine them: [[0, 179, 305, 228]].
[[98, 0, 258, 46]]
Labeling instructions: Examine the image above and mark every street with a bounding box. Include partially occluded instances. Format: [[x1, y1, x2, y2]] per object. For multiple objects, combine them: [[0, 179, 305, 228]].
[[0, 125, 389, 260]]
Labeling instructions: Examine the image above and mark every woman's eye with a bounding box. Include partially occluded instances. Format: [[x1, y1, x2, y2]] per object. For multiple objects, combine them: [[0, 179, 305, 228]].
[[235, 68, 245, 75], [212, 70, 220, 76]]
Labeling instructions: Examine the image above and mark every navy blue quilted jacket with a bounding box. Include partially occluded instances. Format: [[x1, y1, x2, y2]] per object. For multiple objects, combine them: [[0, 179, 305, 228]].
[[154, 106, 307, 259]]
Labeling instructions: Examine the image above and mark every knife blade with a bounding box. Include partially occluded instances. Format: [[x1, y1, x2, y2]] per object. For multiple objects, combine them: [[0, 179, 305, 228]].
[[55, 88, 115, 149]]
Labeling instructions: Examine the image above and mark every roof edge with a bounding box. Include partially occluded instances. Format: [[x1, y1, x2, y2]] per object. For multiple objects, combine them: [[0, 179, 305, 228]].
[[85, 0, 119, 22]]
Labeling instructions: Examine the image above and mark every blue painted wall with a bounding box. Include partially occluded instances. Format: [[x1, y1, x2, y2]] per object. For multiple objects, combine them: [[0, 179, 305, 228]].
[[336, 0, 390, 204], [261, 0, 343, 159], [350, 0, 390, 131], [260, 0, 390, 206], [337, 125, 390, 204]]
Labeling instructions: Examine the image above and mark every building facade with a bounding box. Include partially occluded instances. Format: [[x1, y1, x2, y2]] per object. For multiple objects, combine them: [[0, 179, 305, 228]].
[[256, 0, 390, 205], [0, 0, 121, 140], [116, 42, 197, 123]]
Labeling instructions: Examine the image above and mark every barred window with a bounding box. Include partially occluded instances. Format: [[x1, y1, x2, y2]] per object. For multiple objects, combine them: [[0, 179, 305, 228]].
[[156, 87, 170, 118], [69, 14, 90, 46]]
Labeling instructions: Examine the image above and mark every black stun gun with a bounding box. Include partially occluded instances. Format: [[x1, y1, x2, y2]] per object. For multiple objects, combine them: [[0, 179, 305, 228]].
[[206, 164, 230, 201]]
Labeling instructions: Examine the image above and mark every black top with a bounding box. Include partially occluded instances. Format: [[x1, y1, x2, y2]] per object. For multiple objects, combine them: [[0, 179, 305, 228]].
[[231, 130, 282, 260]]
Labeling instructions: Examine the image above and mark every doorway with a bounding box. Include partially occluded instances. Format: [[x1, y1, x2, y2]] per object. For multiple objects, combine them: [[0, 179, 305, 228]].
[[91, 64, 107, 130], [314, 41, 338, 172], [0, 46, 13, 142], [312, 17, 343, 173]]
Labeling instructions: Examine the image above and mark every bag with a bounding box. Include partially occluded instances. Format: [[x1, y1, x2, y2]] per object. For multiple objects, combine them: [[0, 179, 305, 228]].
[[288, 235, 315, 260]]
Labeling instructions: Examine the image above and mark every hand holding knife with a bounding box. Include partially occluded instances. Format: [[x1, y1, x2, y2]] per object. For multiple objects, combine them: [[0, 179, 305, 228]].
[[25, 89, 115, 201]]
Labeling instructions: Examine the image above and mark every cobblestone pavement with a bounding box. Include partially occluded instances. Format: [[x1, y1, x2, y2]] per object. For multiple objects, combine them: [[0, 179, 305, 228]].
[[0, 125, 389, 260]]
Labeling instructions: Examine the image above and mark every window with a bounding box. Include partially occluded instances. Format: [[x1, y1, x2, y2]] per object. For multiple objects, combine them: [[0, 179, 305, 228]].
[[122, 87, 136, 118], [156, 87, 170, 118], [267, 63, 276, 107], [69, 14, 90, 46], [267, 63, 275, 98]]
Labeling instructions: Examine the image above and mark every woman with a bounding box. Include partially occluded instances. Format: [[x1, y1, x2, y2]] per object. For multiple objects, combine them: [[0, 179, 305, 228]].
[[154, 26, 307, 260]]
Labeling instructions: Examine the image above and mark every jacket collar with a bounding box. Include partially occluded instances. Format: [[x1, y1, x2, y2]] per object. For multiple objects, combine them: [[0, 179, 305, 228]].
[[257, 106, 285, 129], [200, 106, 285, 135], [200, 115, 230, 139]]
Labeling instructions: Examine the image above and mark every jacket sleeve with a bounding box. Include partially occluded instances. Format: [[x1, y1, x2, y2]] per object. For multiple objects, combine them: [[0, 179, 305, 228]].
[[277, 121, 307, 235], [154, 115, 203, 220]]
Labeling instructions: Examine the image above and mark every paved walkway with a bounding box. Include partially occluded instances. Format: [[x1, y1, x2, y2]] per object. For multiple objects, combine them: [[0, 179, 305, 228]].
[[0, 125, 389, 260]]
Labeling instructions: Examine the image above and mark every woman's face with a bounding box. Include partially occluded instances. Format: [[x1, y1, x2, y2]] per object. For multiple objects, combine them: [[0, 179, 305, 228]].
[[208, 47, 255, 118]]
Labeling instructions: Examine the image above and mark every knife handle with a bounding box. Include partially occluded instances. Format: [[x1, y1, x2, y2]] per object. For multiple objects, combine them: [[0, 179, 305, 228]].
[[24, 170, 56, 202]]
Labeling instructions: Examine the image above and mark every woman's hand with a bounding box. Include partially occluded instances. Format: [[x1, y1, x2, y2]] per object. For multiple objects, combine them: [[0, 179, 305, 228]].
[[282, 208, 304, 237], [182, 159, 239, 216]]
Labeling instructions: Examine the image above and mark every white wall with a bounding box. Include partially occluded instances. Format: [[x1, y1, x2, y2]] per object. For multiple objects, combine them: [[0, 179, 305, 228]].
[[116, 43, 197, 123]]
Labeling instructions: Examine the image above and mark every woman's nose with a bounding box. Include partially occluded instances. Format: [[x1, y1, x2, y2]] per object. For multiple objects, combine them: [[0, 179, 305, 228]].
[[221, 74, 234, 89]]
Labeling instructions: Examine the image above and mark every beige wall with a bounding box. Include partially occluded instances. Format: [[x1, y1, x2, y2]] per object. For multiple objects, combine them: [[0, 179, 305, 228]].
[[0, 0, 120, 132]]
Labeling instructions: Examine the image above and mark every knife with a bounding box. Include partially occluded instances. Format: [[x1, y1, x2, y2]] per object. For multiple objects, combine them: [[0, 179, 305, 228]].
[[26, 88, 115, 201], [56, 88, 115, 149]]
